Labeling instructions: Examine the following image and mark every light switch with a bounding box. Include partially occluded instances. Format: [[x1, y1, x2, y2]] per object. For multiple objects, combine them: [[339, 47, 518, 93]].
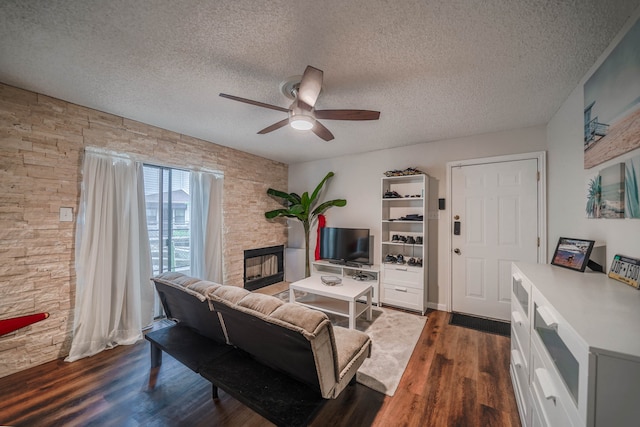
[[59, 207, 73, 222]]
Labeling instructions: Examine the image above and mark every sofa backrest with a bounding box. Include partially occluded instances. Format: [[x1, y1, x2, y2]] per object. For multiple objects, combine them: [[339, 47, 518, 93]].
[[208, 286, 339, 396], [152, 272, 226, 343]]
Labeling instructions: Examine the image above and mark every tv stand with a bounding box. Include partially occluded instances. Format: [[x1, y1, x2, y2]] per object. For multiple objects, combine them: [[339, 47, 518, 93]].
[[311, 260, 380, 305], [345, 261, 365, 268]]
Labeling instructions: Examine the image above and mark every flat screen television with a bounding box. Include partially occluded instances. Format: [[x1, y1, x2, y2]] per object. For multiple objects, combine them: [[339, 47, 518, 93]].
[[319, 227, 371, 265]]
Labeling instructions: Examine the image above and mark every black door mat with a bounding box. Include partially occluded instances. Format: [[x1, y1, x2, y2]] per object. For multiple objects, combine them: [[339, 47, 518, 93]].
[[449, 313, 510, 337]]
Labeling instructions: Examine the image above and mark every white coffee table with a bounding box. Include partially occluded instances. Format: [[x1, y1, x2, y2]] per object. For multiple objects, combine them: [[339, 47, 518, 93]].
[[289, 275, 373, 329]]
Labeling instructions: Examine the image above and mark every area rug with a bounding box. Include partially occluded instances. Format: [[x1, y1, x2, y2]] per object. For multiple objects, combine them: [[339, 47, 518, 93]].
[[273, 290, 426, 396], [449, 312, 510, 337]]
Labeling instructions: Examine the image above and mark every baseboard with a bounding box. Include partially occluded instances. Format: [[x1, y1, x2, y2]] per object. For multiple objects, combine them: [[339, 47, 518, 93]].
[[427, 302, 447, 311]]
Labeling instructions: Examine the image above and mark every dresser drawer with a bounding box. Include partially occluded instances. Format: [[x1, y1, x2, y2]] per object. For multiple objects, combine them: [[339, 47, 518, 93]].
[[531, 339, 580, 427], [511, 305, 530, 365], [382, 265, 423, 289], [510, 357, 530, 427], [381, 285, 422, 311], [511, 334, 530, 391]]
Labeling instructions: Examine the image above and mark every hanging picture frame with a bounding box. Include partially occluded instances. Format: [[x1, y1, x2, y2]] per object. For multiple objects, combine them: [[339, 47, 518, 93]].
[[550, 237, 595, 272], [583, 18, 640, 170]]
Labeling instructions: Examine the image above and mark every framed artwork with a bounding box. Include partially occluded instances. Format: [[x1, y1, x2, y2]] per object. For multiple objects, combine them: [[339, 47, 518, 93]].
[[626, 154, 640, 218], [600, 163, 625, 218], [551, 237, 595, 272], [583, 18, 640, 170]]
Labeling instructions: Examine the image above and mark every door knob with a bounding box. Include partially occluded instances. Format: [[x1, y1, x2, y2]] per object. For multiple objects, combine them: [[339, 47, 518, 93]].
[[454, 248, 461, 255]]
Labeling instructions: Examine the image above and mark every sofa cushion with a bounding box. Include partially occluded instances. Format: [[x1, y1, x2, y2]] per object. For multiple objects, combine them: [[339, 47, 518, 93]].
[[237, 292, 284, 316], [211, 286, 250, 304], [333, 326, 372, 380], [151, 273, 226, 343], [153, 271, 221, 302], [269, 302, 329, 338]]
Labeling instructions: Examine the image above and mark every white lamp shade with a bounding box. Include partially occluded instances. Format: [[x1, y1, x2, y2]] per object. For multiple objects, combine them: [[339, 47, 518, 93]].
[[289, 115, 315, 130]]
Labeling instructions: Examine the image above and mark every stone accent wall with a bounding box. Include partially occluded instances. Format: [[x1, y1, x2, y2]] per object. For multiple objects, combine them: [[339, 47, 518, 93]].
[[0, 83, 288, 378]]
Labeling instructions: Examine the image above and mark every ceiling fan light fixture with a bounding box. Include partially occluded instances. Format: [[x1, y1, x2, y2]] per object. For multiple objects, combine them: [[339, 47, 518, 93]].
[[289, 114, 315, 131]]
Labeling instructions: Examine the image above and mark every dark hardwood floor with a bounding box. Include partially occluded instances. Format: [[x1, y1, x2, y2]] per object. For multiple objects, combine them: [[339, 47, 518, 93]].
[[0, 310, 520, 427]]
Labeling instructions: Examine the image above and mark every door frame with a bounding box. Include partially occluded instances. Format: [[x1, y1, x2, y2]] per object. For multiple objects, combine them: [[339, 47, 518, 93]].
[[445, 151, 547, 313]]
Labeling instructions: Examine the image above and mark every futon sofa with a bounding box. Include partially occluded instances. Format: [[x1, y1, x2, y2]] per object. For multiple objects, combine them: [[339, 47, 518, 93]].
[[146, 272, 372, 426]]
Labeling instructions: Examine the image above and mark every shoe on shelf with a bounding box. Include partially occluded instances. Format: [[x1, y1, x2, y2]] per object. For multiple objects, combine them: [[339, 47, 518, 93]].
[[406, 236, 416, 244], [408, 257, 416, 266], [396, 254, 405, 264], [416, 236, 423, 245], [391, 234, 400, 242], [384, 254, 397, 263]]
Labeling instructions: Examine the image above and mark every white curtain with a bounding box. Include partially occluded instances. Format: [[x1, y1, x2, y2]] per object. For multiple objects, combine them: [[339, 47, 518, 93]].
[[190, 171, 224, 282], [66, 150, 154, 362]]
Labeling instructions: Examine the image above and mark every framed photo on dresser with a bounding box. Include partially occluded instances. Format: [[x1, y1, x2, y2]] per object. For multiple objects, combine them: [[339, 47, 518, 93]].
[[550, 237, 595, 272]]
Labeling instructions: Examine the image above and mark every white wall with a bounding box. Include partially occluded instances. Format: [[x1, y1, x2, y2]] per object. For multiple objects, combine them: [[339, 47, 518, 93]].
[[548, 11, 640, 268], [288, 126, 547, 308]]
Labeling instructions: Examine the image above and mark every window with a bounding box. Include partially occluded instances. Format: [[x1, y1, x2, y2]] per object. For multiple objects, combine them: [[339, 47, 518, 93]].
[[143, 165, 192, 317]]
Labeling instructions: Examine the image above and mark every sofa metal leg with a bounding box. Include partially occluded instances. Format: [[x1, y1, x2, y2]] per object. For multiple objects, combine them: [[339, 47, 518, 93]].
[[212, 384, 219, 400], [150, 344, 162, 368]]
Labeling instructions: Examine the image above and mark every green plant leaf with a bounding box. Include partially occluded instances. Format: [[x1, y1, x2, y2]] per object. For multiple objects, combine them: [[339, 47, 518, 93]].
[[310, 171, 334, 203], [301, 192, 310, 210], [267, 188, 299, 205], [312, 199, 347, 216], [289, 204, 305, 214], [265, 209, 290, 219], [289, 192, 302, 203]]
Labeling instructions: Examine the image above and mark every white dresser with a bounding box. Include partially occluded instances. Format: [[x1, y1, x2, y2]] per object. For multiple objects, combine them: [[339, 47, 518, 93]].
[[511, 262, 640, 427]]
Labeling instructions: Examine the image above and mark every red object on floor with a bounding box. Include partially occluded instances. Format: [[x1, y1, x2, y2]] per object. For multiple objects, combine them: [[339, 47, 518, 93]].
[[315, 214, 326, 260], [0, 312, 49, 336]]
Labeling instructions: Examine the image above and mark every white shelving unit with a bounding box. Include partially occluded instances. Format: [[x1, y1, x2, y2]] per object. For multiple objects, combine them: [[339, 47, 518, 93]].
[[311, 260, 380, 305], [380, 174, 428, 314]]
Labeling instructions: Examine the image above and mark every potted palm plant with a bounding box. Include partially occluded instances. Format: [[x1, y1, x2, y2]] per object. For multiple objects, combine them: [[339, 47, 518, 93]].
[[265, 172, 346, 277]]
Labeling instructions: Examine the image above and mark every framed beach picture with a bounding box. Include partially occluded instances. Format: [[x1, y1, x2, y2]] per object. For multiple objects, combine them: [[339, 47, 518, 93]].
[[551, 237, 595, 272], [626, 154, 640, 218], [583, 18, 640, 170], [599, 163, 625, 218]]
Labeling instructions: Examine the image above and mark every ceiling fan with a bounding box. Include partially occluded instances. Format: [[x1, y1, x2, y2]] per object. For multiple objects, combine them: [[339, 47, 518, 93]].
[[219, 66, 380, 141]]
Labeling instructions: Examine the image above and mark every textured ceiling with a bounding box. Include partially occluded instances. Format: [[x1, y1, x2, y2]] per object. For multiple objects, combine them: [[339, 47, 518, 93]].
[[1, 1, 638, 164]]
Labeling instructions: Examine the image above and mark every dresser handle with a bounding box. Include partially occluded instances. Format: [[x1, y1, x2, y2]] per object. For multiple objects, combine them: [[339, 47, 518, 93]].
[[511, 349, 523, 368], [535, 368, 557, 404], [512, 311, 524, 326], [536, 306, 558, 330], [394, 287, 408, 292], [395, 267, 408, 271]]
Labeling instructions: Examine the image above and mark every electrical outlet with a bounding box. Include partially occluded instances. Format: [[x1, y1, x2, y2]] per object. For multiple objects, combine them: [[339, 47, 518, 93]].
[[59, 207, 73, 222]]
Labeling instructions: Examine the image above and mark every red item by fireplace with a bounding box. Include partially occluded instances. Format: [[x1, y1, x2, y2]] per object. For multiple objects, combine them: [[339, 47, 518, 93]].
[[0, 312, 49, 336], [315, 214, 326, 260]]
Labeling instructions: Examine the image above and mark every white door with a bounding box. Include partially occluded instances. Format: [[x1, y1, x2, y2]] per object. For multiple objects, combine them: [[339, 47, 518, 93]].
[[451, 159, 539, 321]]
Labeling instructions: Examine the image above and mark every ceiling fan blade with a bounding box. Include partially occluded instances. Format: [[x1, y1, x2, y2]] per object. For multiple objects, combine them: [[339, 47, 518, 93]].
[[257, 118, 290, 134], [297, 66, 323, 108], [315, 109, 380, 120], [219, 93, 289, 113], [311, 120, 334, 141]]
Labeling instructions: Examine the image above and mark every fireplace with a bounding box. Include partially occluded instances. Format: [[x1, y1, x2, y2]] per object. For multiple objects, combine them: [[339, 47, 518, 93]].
[[243, 245, 285, 291]]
